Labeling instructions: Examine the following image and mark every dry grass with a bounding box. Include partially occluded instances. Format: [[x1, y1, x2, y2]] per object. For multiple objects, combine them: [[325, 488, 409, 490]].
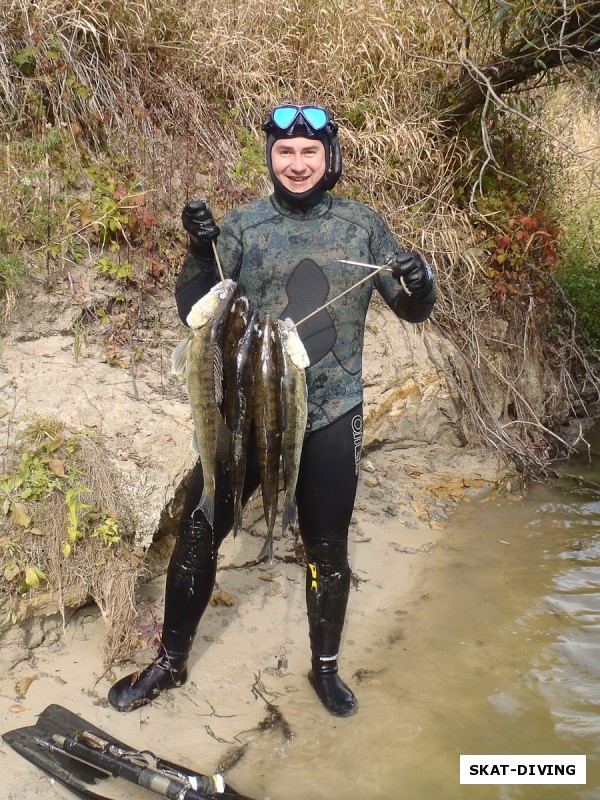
[[27, 493, 143, 664], [0, 425, 143, 664]]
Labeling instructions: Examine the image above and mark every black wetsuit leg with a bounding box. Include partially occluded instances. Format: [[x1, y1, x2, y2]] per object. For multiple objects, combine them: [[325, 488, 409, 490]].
[[108, 439, 261, 712], [295, 404, 363, 544], [295, 404, 363, 716]]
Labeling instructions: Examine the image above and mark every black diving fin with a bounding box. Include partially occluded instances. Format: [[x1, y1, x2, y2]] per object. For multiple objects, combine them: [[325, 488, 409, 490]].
[[3, 703, 256, 800]]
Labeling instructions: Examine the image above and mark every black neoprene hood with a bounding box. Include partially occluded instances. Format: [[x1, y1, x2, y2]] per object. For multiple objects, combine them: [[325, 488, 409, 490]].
[[263, 108, 343, 207]]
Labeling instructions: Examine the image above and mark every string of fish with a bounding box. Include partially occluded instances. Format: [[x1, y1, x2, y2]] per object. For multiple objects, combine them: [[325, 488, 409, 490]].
[[173, 257, 389, 560]]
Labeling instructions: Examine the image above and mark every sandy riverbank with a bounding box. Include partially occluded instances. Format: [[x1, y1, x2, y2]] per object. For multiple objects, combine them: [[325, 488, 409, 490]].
[[0, 443, 504, 799]]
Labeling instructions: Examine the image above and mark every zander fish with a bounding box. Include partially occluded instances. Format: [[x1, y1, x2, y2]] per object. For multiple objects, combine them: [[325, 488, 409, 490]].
[[253, 315, 282, 561], [223, 299, 256, 537], [278, 320, 309, 532], [185, 281, 240, 526], [223, 295, 250, 427]]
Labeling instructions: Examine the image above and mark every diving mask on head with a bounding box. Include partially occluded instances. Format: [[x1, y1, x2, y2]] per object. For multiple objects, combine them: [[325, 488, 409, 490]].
[[262, 104, 343, 204], [263, 105, 332, 135]]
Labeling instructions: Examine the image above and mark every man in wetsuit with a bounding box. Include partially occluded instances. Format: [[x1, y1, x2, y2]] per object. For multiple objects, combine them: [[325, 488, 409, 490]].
[[108, 104, 437, 717]]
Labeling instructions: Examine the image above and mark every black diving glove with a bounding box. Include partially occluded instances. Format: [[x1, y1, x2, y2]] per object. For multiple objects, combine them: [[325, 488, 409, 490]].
[[182, 199, 220, 259], [387, 252, 434, 298]]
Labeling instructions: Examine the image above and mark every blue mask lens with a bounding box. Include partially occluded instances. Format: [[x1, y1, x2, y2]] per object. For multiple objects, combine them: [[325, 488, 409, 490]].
[[271, 105, 329, 132], [301, 106, 328, 130], [272, 106, 301, 129]]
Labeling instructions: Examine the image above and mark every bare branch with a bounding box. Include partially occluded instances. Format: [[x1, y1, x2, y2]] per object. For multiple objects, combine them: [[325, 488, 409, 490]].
[[437, 1, 600, 125]]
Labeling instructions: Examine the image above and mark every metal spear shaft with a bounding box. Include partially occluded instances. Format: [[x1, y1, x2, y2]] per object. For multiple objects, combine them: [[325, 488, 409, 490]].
[[294, 260, 390, 328], [337, 258, 393, 272], [34, 734, 224, 800]]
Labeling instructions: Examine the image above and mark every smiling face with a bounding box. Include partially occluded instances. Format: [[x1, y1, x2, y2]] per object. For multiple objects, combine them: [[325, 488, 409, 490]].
[[270, 137, 327, 193]]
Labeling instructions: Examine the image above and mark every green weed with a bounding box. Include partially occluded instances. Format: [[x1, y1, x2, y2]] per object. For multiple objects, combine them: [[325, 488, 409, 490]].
[[555, 197, 600, 350], [95, 256, 134, 281], [233, 127, 266, 189], [0, 253, 27, 297]]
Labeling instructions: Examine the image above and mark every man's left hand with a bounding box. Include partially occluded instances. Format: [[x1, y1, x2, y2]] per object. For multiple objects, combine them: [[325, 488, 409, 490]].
[[387, 252, 434, 298]]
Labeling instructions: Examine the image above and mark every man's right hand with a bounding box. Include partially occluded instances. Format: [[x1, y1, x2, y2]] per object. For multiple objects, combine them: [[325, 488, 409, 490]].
[[387, 251, 434, 298], [182, 200, 220, 255]]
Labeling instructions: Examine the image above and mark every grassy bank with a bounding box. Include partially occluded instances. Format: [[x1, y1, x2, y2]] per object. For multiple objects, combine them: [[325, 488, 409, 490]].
[[1, 0, 598, 464]]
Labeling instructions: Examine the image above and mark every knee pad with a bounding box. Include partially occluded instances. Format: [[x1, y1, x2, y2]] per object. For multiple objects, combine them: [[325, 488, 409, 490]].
[[303, 539, 348, 575]]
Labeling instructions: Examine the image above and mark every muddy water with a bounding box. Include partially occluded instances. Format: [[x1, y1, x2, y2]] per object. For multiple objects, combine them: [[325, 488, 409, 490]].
[[230, 426, 600, 800]]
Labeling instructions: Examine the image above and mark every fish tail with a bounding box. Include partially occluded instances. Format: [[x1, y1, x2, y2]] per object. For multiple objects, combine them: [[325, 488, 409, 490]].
[[281, 494, 297, 533], [195, 488, 215, 527], [258, 531, 274, 563], [232, 498, 243, 538]]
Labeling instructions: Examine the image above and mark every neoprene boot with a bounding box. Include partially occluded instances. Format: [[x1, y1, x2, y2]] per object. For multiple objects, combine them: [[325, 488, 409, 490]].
[[108, 628, 192, 712], [306, 560, 357, 717]]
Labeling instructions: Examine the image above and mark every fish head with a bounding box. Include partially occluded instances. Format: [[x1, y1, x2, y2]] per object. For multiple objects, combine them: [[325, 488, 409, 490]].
[[278, 318, 310, 369], [223, 296, 251, 362], [210, 281, 241, 333], [186, 278, 236, 329]]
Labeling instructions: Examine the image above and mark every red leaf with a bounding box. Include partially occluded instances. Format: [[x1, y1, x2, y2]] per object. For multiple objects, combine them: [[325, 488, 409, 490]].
[[521, 216, 539, 231]]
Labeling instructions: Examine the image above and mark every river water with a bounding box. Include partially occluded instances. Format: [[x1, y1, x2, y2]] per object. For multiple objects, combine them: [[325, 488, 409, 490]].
[[230, 423, 600, 800]]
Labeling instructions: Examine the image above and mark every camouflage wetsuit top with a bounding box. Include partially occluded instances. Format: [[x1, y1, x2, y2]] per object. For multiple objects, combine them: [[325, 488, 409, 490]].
[[177, 192, 436, 432]]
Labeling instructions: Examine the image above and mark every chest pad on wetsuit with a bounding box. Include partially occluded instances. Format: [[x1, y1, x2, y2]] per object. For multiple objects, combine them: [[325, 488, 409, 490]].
[[280, 259, 337, 366]]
